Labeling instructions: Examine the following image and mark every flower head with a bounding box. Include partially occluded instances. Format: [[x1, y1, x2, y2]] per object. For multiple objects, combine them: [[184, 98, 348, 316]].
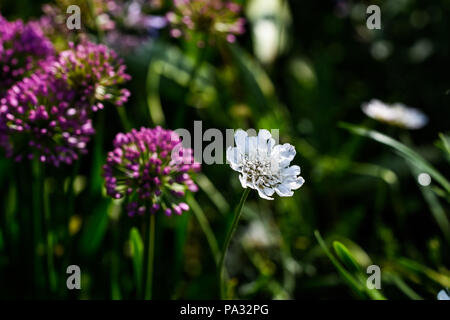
[[0, 72, 93, 165], [0, 15, 55, 96], [226, 129, 304, 200], [167, 0, 245, 45], [361, 99, 428, 129], [0, 41, 130, 166], [103, 127, 201, 217], [52, 42, 131, 111]]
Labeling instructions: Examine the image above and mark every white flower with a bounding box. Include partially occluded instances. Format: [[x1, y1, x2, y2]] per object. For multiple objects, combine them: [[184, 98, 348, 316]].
[[361, 99, 428, 129], [242, 220, 279, 249], [226, 129, 304, 200], [437, 289, 450, 300]]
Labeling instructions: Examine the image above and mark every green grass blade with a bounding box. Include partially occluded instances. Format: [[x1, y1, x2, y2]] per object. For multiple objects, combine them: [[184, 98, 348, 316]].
[[333, 241, 361, 273], [385, 272, 423, 300], [397, 257, 450, 287], [439, 133, 450, 155], [413, 169, 450, 243], [187, 194, 220, 264], [196, 173, 230, 215]]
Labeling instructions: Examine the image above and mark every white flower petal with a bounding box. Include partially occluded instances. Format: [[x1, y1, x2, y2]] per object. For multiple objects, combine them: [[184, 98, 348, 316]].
[[258, 129, 272, 141], [228, 129, 304, 200], [275, 184, 294, 197], [267, 138, 276, 152], [263, 187, 275, 197], [226, 146, 241, 167], [257, 187, 274, 200], [247, 136, 258, 158], [362, 99, 428, 129], [279, 143, 296, 161], [288, 177, 305, 190], [257, 129, 272, 153], [281, 165, 300, 176], [437, 290, 450, 300], [239, 174, 247, 188]]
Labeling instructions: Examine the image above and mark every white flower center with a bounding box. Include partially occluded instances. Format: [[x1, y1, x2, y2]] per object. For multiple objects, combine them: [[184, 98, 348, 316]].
[[241, 155, 280, 187]]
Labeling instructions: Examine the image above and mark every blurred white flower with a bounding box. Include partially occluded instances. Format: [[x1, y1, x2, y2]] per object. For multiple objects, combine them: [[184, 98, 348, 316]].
[[226, 129, 304, 200], [246, 0, 291, 65], [361, 99, 428, 129], [437, 289, 450, 300], [253, 20, 279, 64]]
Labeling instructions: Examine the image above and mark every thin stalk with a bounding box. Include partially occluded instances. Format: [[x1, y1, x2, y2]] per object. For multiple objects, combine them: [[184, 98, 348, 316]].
[[66, 160, 79, 249], [43, 174, 56, 295], [187, 195, 220, 265], [117, 107, 132, 131], [31, 158, 45, 296], [218, 188, 251, 299], [143, 212, 156, 300], [59, 161, 78, 298]]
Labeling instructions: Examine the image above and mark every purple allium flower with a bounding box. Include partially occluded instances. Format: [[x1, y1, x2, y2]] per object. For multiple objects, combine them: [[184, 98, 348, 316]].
[[0, 15, 55, 96], [103, 126, 201, 217], [0, 41, 131, 166], [52, 42, 131, 111], [167, 0, 245, 45]]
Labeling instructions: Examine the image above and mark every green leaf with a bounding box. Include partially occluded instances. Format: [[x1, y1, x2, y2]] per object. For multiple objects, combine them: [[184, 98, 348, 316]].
[[340, 122, 450, 194], [146, 61, 166, 126], [333, 241, 361, 273], [130, 227, 144, 296]]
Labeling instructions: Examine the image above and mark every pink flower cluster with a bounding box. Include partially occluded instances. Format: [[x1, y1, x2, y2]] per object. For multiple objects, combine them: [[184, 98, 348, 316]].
[[0, 14, 55, 96], [0, 41, 131, 166], [52, 42, 131, 111], [103, 126, 200, 217]]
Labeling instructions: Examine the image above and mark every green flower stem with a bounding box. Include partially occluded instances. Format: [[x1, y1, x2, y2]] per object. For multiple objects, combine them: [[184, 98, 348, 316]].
[[143, 212, 156, 300], [117, 106, 132, 131], [218, 188, 251, 299], [31, 157, 45, 295], [43, 173, 56, 295]]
